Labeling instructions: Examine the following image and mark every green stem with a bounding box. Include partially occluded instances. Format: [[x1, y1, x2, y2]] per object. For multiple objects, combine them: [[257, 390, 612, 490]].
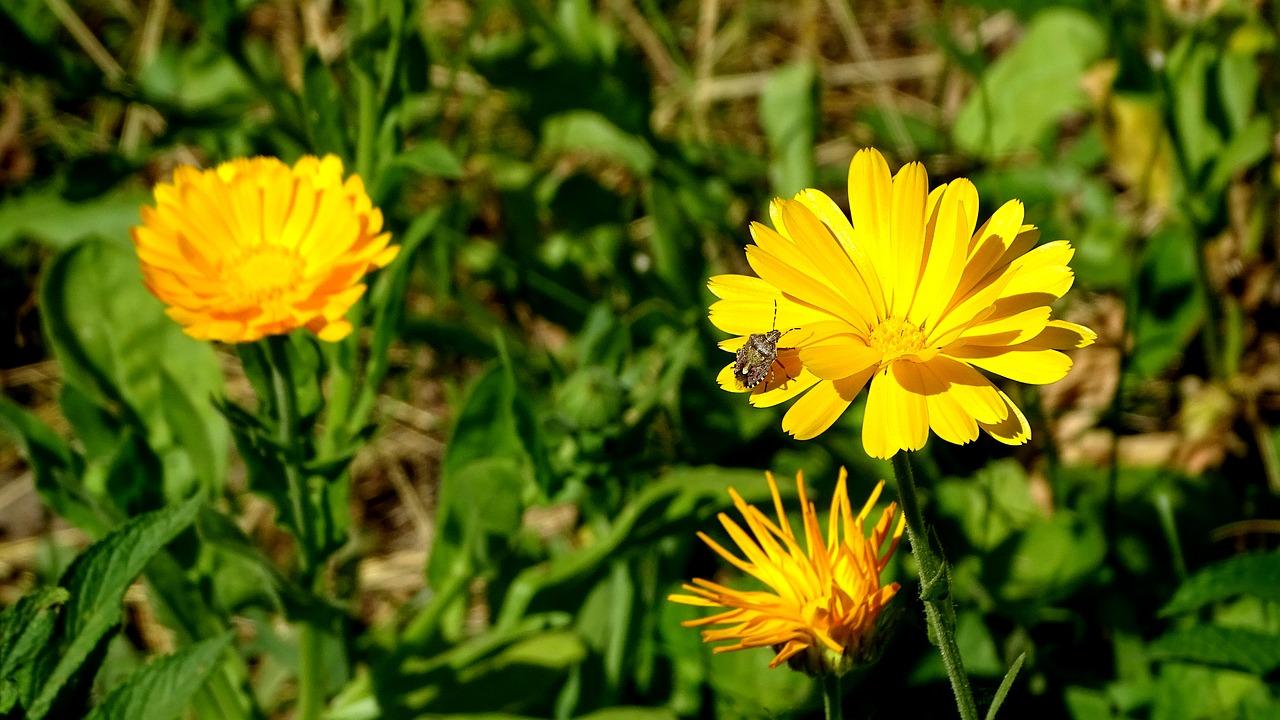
[[297, 621, 325, 720], [821, 673, 843, 720], [890, 452, 979, 720], [264, 336, 324, 720]]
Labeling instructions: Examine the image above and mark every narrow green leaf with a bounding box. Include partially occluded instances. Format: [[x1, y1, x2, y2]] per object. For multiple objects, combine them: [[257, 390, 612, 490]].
[[83, 635, 231, 720], [1161, 551, 1280, 616], [984, 652, 1026, 720], [26, 496, 203, 719]]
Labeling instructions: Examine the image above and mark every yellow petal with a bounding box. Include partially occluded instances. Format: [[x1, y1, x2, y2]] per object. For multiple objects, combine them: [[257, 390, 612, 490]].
[[847, 148, 894, 305], [861, 364, 929, 459], [889, 162, 928, 318], [798, 335, 881, 381], [979, 388, 1030, 445], [950, 346, 1073, 385], [782, 368, 874, 440]]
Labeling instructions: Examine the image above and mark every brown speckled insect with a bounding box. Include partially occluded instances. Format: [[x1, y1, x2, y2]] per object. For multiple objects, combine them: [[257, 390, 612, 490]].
[[733, 301, 800, 390]]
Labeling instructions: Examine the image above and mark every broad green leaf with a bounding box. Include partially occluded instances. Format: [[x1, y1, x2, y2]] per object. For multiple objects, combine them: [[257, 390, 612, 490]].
[[40, 240, 228, 500], [0, 183, 148, 251], [1161, 552, 1280, 616], [1148, 626, 1280, 675], [994, 511, 1105, 606], [541, 111, 656, 175], [83, 635, 231, 720], [953, 9, 1106, 158], [759, 61, 817, 196], [25, 496, 203, 719], [935, 460, 1040, 552]]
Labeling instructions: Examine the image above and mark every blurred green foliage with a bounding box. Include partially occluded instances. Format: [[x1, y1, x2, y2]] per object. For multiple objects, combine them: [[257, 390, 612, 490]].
[[0, 0, 1278, 718]]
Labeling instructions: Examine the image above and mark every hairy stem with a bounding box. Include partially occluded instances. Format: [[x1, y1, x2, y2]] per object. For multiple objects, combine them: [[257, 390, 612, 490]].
[[890, 452, 979, 720]]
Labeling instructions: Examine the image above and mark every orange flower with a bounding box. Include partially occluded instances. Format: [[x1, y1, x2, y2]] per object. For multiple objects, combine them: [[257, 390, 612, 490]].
[[131, 155, 396, 343], [669, 469, 904, 675]]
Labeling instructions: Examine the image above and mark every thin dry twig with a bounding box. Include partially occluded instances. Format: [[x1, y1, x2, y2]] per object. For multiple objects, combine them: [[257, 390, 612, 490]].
[[606, 0, 681, 86], [121, 0, 170, 154], [694, 54, 942, 103], [692, 0, 721, 139], [823, 0, 916, 156], [42, 0, 126, 81]]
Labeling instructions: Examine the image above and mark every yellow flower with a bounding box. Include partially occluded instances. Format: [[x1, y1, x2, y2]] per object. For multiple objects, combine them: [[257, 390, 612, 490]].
[[668, 468, 904, 675], [711, 148, 1095, 458], [131, 155, 396, 343]]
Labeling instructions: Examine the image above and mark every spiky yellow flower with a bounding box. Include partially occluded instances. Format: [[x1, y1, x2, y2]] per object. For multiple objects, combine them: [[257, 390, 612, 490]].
[[131, 155, 396, 343], [712, 148, 1095, 458], [669, 469, 904, 675]]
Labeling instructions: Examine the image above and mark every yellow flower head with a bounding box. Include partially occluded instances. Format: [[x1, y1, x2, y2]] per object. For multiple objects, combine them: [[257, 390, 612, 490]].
[[131, 155, 396, 343], [668, 468, 904, 675], [712, 148, 1095, 458]]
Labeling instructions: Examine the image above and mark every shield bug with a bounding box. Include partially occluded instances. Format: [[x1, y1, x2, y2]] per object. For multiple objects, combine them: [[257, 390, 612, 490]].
[[733, 301, 800, 390]]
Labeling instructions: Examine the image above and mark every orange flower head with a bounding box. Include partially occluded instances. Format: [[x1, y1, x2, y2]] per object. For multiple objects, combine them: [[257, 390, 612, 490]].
[[669, 468, 904, 676], [711, 148, 1096, 458], [131, 155, 396, 343]]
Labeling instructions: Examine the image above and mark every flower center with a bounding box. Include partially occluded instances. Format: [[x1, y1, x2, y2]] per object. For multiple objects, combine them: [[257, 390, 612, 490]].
[[231, 246, 304, 304], [869, 317, 927, 361]]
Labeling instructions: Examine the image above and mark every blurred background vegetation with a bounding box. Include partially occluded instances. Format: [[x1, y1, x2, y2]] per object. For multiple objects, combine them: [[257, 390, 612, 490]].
[[1, 0, 1279, 718]]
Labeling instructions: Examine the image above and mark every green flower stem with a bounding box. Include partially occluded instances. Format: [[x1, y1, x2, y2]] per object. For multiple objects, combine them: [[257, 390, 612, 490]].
[[821, 673, 843, 720], [264, 336, 324, 720], [890, 452, 978, 720]]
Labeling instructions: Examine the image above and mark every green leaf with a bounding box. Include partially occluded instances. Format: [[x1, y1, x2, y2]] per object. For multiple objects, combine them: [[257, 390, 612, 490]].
[[25, 496, 203, 719], [83, 634, 231, 720], [759, 61, 817, 196], [935, 459, 1040, 553], [1161, 552, 1280, 617], [540, 111, 656, 175], [0, 183, 149, 252], [302, 50, 349, 157], [1166, 38, 1223, 180], [0, 587, 70, 685], [993, 511, 1105, 607], [391, 141, 465, 179], [0, 398, 103, 535], [40, 239, 228, 501], [1206, 116, 1272, 193], [428, 363, 551, 595], [577, 709, 679, 720], [1129, 225, 1205, 379], [953, 9, 1106, 158], [984, 652, 1027, 720], [1148, 626, 1280, 675]]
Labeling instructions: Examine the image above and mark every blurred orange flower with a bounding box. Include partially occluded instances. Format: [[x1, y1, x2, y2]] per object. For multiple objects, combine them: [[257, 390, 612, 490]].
[[669, 468, 904, 675], [131, 155, 396, 343]]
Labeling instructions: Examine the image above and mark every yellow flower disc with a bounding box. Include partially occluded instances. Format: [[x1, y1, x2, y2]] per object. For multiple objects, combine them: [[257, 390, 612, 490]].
[[711, 148, 1096, 458], [669, 469, 904, 675], [131, 155, 397, 343]]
